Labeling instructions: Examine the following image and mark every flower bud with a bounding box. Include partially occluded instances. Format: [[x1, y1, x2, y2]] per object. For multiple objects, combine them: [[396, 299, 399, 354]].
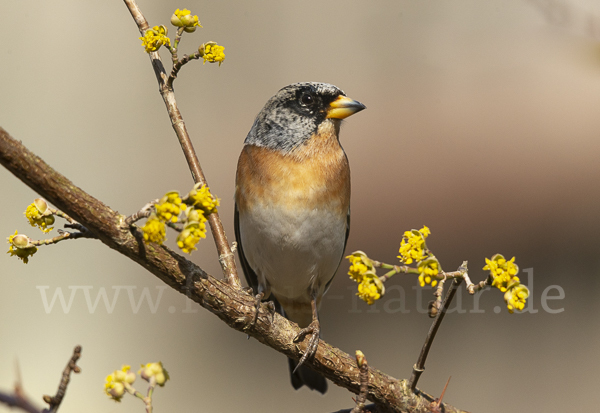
[[43, 215, 55, 227], [355, 350, 365, 367], [33, 198, 48, 214], [171, 8, 201, 31], [108, 382, 125, 399], [11, 234, 31, 249], [185, 207, 204, 223]]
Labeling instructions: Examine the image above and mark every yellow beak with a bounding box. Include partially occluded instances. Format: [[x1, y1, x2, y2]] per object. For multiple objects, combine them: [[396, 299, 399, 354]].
[[326, 95, 366, 119]]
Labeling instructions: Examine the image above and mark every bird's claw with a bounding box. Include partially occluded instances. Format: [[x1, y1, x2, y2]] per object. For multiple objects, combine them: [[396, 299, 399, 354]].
[[243, 292, 264, 333], [292, 320, 320, 373], [244, 292, 276, 335]]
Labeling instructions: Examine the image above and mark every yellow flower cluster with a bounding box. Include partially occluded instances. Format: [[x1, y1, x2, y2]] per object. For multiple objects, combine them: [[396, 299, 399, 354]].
[[483, 254, 519, 292], [155, 191, 183, 223], [171, 8, 202, 32], [171, 184, 220, 254], [142, 216, 166, 244], [141, 186, 219, 253], [24, 199, 54, 233], [346, 252, 384, 305], [397, 226, 440, 287], [504, 284, 529, 314], [6, 230, 37, 264], [201, 43, 226, 66], [177, 222, 206, 254], [417, 258, 440, 287], [483, 254, 529, 313], [139, 25, 171, 53], [187, 184, 219, 214], [104, 365, 136, 402], [357, 273, 385, 305], [398, 226, 430, 264], [139, 362, 169, 386], [347, 252, 370, 282]]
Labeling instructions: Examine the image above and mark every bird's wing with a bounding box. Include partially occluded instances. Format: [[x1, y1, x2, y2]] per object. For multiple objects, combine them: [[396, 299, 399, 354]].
[[324, 207, 350, 292], [234, 202, 285, 316], [234, 202, 259, 292]]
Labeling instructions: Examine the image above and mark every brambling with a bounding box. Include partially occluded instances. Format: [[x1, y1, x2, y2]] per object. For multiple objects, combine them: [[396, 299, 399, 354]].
[[235, 82, 365, 393]]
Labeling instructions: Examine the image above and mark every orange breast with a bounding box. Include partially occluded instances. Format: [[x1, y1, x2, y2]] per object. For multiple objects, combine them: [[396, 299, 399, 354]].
[[236, 121, 351, 214]]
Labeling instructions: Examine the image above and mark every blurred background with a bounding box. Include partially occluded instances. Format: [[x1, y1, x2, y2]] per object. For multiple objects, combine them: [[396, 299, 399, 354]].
[[1, 0, 599, 411]]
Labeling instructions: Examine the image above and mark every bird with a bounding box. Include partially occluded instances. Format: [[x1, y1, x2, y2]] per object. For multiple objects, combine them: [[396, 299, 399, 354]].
[[234, 82, 365, 394]]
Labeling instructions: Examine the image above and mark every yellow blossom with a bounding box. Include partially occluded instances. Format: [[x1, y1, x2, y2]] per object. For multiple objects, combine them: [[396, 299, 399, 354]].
[[24, 199, 54, 233], [177, 222, 206, 254], [417, 258, 440, 287], [139, 25, 171, 53], [504, 283, 529, 314], [483, 254, 519, 292], [346, 251, 372, 282], [184, 206, 207, 225], [6, 230, 37, 264], [104, 365, 136, 402], [139, 362, 169, 386], [142, 216, 166, 244], [171, 8, 202, 32], [398, 226, 430, 264], [200, 43, 225, 66], [187, 184, 219, 214], [155, 191, 183, 223], [357, 273, 385, 305]]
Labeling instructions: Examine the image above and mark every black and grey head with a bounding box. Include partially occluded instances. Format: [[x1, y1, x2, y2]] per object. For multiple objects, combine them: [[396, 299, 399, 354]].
[[244, 82, 365, 152]]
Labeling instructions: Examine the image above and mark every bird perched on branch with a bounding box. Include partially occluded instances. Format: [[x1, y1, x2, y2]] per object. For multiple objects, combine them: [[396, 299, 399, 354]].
[[235, 82, 365, 393]]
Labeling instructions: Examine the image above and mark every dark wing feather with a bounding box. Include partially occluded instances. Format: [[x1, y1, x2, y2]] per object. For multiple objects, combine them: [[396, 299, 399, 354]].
[[324, 207, 350, 292], [234, 203, 259, 292]]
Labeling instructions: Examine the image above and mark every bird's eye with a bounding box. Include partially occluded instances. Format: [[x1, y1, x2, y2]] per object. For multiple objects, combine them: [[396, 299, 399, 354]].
[[300, 92, 314, 106]]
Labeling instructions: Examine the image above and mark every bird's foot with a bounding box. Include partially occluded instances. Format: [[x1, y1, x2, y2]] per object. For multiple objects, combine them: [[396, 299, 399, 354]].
[[292, 319, 320, 372], [243, 292, 275, 335], [243, 291, 263, 334]]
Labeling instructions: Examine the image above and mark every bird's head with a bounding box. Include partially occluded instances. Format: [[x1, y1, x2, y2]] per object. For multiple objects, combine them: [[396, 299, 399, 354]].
[[244, 82, 365, 152]]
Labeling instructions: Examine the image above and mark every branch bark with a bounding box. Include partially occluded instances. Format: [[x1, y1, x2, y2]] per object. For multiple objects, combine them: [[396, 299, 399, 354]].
[[0, 127, 468, 413]]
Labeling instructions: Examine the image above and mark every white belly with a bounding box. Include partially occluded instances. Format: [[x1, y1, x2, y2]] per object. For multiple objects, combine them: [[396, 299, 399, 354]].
[[239, 204, 347, 306]]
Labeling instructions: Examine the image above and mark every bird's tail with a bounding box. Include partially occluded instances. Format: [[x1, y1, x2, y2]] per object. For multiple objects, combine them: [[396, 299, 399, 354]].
[[288, 357, 327, 394]]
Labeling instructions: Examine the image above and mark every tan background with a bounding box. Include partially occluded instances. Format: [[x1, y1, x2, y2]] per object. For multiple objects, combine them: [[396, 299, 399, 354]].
[[1, 0, 599, 412]]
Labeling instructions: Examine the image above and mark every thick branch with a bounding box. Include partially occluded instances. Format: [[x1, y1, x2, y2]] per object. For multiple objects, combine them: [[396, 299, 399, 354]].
[[0, 128, 467, 413]]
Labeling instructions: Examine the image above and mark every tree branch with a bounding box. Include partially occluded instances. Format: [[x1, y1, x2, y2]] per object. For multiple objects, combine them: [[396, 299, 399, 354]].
[[0, 127, 468, 413], [409, 277, 464, 392], [42, 346, 82, 413], [123, 0, 239, 288], [0, 389, 42, 413]]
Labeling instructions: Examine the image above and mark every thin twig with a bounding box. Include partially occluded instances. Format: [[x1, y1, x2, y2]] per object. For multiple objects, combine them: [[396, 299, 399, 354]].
[[464, 271, 491, 294], [31, 227, 95, 247], [409, 274, 464, 392], [42, 346, 82, 413], [0, 364, 42, 413], [351, 351, 370, 413], [171, 27, 185, 65], [168, 52, 201, 88], [428, 276, 446, 318], [124, 202, 156, 226], [122, 0, 240, 287], [370, 260, 418, 283]]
